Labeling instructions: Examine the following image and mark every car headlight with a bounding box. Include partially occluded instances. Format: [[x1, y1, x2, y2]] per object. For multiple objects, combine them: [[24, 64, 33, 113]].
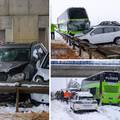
[[11, 73, 25, 82]]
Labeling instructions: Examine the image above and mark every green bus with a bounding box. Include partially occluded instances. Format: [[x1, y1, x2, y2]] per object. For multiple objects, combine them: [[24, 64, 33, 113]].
[[57, 7, 90, 35], [81, 71, 120, 104]]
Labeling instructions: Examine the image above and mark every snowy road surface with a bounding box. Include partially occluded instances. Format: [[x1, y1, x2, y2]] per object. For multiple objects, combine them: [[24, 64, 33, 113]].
[[51, 100, 120, 120]]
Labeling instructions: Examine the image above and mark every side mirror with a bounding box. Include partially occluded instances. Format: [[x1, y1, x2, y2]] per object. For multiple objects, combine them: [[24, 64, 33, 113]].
[[90, 32, 95, 36]]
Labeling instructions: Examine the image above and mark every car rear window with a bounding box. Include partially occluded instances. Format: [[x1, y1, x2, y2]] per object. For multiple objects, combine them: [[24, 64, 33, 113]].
[[114, 27, 120, 32]]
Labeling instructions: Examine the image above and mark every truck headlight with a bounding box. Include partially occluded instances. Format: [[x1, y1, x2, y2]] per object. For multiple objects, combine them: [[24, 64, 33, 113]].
[[11, 73, 25, 82]]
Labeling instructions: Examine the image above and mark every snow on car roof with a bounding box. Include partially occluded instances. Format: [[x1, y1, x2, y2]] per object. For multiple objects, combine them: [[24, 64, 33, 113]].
[[76, 91, 93, 97]]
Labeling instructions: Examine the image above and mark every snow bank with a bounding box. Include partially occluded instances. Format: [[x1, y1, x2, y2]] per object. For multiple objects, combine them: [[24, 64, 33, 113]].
[[98, 105, 120, 120], [0, 104, 49, 113], [51, 100, 73, 120]]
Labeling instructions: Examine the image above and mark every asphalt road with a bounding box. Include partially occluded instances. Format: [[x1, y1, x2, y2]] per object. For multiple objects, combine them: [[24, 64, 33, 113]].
[[51, 65, 120, 77]]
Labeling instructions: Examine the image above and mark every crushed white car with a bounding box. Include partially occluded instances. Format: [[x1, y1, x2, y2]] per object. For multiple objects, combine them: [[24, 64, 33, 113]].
[[76, 25, 120, 44]]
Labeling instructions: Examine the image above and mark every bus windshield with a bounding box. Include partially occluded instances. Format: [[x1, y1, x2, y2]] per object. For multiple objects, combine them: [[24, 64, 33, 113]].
[[68, 21, 89, 31], [68, 8, 88, 19]]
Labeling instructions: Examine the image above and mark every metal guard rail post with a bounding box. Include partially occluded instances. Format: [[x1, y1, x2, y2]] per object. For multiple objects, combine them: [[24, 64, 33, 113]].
[[57, 31, 97, 59]]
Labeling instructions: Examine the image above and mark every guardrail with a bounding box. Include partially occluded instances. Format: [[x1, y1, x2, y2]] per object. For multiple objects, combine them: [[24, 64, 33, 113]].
[[57, 31, 120, 59], [0, 82, 49, 112]]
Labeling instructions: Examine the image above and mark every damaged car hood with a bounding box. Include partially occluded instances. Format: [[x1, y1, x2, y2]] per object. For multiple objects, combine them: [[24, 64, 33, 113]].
[[0, 61, 28, 72]]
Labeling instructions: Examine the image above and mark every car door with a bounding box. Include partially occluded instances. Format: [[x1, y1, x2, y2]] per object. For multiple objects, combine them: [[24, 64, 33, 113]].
[[36, 53, 49, 81], [89, 28, 104, 44], [103, 27, 115, 43]]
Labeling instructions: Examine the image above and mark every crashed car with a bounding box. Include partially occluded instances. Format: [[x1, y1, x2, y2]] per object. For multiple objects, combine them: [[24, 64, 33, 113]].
[[70, 91, 98, 112], [32, 52, 49, 83], [31, 52, 49, 105], [0, 42, 48, 102], [76, 25, 120, 45], [0, 42, 47, 82]]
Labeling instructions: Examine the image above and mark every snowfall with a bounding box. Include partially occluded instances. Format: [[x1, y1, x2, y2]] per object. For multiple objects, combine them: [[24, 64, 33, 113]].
[[51, 100, 120, 120]]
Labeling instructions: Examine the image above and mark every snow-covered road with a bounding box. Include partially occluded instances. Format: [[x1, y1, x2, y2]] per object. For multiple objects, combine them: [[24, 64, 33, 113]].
[[51, 100, 120, 120]]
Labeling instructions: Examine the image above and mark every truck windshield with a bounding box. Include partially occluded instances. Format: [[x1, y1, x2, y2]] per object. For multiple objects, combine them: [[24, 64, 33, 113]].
[[0, 48, 30, 62]]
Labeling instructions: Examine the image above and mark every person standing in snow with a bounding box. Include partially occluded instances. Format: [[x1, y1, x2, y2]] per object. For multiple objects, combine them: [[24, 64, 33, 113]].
[[60, 90, 64, 102], [64, 90, 71, 104], [51, 23, 56, 40]]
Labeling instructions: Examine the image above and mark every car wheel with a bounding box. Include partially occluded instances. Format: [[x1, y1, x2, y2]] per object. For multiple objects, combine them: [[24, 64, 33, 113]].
[[115, 37, 120, 45], [73, 109, 77, 113], [82, 39, 89, 44]]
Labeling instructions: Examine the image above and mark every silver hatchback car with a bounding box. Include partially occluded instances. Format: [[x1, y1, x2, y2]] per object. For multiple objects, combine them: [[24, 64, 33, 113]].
[[70, 91, 98, 112]]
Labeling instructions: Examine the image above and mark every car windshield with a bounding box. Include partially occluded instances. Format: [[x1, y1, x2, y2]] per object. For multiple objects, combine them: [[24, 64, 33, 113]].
[[0, 48, 30, 62], [82, 27, 93, 34]]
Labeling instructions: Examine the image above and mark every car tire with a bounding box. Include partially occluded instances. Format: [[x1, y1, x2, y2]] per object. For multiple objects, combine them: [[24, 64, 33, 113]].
[[114, 37, 120, 45], [82, 39, 89, 44], [73, 109, 77, 113]]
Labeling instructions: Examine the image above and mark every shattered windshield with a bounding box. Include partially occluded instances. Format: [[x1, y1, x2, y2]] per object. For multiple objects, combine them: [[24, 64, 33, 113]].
[[0, 48, 30, 62]]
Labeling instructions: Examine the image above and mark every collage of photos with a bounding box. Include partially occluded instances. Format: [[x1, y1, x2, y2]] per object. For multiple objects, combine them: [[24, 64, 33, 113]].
[[51, 0, 120, 120], [0, 0, 49, 120], [0, 0, 120, 120]]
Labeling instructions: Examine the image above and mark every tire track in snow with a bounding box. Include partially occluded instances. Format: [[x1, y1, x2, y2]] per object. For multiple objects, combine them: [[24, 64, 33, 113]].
[[98, 106, 120, 120], [52, 100, 120, 120], [65, 107, 109, 120]]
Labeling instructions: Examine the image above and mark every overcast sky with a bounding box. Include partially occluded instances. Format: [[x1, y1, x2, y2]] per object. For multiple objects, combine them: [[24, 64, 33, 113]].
[[51, 77, 85, 92], [50, 0, 120, 25]]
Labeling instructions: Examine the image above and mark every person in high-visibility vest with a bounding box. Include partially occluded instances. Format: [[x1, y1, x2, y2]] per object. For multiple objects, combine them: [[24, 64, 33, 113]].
[[64, 90, 71, 104], [51, 24, 56, 40]]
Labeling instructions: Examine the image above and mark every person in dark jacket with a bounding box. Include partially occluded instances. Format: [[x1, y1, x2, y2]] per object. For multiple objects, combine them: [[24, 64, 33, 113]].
[[60, 90, 64, 102]]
